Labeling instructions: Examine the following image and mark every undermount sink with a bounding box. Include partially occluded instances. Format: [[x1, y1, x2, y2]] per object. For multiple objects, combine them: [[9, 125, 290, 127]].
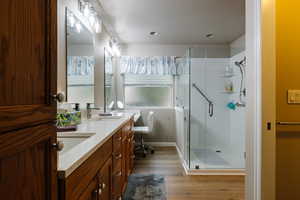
[[57, 132, 95, 154]]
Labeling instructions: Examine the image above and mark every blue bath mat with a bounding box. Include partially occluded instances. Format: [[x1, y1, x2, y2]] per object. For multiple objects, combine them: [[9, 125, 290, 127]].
[[123, 174, 167, 200]]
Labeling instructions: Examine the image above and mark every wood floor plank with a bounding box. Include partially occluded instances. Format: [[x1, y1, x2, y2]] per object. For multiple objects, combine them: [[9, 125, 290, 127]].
[[133, 146, 245, 200]]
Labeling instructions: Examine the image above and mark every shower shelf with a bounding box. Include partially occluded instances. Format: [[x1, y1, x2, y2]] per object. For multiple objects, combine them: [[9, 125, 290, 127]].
[[221, 91, 237, 94], [221, 73, 235, 78]]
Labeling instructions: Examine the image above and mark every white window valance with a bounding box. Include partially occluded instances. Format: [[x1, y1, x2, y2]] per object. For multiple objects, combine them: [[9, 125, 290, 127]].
[[67, 56, 95, 76], [120, 56, 177, 75]]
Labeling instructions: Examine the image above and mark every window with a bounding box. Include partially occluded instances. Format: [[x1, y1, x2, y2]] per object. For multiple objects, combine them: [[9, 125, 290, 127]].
[[124, 75, 173, 107]]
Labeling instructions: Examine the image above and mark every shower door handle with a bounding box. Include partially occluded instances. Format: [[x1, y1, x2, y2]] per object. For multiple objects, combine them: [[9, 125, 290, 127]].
[[208, 103, 214, 117]]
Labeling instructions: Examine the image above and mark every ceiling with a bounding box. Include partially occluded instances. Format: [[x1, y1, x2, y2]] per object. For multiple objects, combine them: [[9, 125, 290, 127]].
[[98, 0, 245, 45]]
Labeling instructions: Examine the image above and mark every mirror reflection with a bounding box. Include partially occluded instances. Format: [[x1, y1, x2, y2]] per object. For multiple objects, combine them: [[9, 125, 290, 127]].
[[66, 8, 95, 108], [104, 48, 114, 111]]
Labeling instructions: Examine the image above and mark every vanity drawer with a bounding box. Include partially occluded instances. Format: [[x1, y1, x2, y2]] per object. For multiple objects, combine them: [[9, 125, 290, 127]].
[[113, 129, 122, 152]]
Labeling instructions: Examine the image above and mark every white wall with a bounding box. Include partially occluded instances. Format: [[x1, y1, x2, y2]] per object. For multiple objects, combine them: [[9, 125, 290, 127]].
[[122, 44, 230, 58], [136, 108, 176, 142], [230, 35, 246, 57]]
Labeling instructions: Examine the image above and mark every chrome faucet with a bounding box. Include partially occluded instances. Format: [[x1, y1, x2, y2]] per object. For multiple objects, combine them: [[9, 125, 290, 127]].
[[86, 103, 100, 119]]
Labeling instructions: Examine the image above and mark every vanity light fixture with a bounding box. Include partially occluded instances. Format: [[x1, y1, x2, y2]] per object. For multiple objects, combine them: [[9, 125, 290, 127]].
[[78, 0, 102, 34], [75, 22, 82, 33], [113, 43, 121, 57], [69, 14, 75, 27], [83, 3, 90, 17], [94, 20, 101, 33], [107, 39, 121, 57], [89, 15, 96, 26]]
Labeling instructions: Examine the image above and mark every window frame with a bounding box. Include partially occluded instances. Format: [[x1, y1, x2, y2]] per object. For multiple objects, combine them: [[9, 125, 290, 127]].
[[122, 75, 175, 108]]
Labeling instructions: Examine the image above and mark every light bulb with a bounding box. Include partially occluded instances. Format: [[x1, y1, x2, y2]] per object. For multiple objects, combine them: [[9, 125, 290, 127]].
[[69, 15, 75, 27], [75, 23, 82, 33], [113, 44, 121, 56], [83, 4, 90, 17], [94, 20, 101, 33], [89, 15, 95, 26]]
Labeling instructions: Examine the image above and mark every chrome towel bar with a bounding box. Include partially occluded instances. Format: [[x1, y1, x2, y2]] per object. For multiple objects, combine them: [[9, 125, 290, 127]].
[[277, 122, 300, 125]]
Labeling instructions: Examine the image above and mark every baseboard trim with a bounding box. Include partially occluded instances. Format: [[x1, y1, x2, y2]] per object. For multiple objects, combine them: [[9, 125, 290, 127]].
[[175, 144, 189, 175], [144, 142, 176, 147], [186, 169, 246, 176]]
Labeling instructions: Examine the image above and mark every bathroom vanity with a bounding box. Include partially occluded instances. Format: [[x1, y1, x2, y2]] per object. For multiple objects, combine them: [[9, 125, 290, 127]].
[[57, 114, 136, 200]]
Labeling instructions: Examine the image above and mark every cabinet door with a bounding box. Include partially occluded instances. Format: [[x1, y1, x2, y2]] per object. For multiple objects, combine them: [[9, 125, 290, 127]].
[[119, 136, 127, 197], [98, 158, 112, 200], [0, 0, 57, 200], [77, 178, 98, 200], [129, 134, 135, 173], [0, 0, 57, 132], [126, 133, 135, 177], [0, 124, 57, 200]]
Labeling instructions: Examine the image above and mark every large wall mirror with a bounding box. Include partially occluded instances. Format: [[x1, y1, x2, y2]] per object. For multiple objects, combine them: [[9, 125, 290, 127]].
[[66, 8, 95, 108]]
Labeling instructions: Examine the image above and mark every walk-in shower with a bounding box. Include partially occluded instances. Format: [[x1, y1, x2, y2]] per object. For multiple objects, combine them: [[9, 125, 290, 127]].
[[175, 47, 246, 173]]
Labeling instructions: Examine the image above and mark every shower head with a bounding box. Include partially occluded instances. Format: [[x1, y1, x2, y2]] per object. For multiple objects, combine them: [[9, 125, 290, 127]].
[[234, 57, 246, 67]]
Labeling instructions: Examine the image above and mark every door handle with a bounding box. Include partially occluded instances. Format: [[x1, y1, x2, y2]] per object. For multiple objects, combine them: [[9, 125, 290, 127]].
[[52, 93, 65, 103], [52, 141, 64, 151]]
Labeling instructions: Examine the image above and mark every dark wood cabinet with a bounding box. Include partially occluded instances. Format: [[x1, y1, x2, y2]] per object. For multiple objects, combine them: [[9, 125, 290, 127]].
[[58, 119, 135, 200], [123, 120, 135, 179], [0, 124, 57, 200], [0, 0, 57, 132], [77, 178, 98, 200], [0, 0, 57, 200], [98, 158, 113, 200]]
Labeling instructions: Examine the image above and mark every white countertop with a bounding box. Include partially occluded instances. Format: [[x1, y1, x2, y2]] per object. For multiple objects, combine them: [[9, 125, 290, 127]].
[[57, 111, 140, 179]]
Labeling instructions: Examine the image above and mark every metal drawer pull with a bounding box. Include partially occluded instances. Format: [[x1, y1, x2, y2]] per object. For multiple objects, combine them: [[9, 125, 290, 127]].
[[98, 188, 102, 194], [52, 141, 64, 151], [115, 171, 122, 176], [277, 122, 300, 125], [102, 183, 106, 189], [115, 154, 122, 159]]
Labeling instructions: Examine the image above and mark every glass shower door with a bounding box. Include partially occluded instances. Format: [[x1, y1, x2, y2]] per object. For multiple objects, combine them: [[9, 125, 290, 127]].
[[188, 47, 245, 170], [175, 51, 190, 167]]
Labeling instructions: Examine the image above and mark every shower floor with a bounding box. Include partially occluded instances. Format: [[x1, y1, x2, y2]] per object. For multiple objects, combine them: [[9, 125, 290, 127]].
[[190, 148, 232, 169]]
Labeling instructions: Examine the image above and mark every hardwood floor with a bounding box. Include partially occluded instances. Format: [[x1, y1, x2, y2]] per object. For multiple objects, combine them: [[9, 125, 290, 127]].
[[133, 146, 245, 200]]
